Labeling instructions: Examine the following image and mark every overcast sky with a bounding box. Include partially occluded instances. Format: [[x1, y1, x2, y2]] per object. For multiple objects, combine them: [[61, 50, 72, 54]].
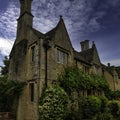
[[0, 0, 120, 66]]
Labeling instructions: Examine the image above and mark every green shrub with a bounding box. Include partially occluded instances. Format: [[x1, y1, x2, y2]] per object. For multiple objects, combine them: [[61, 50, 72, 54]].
[[64, 111, 80, 120], [107, 100, 120, 118], [93, 113, 114, 120], [99, 96, 108, 113], [39, 86, 68, 120], [80, 96, 101, 119], [0, 76, 24, 112], [111, 91, 120, 100]]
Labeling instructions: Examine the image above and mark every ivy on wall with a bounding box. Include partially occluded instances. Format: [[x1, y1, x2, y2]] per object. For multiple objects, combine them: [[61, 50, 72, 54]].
[[39, 67, 120, 120], [58, 66, 109, 94]]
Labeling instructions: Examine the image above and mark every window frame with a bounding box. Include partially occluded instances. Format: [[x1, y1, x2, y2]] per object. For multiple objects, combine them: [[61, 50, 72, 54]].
[[56, 49, 68, 64], [29, 83, 34, 102], [31, 46, 35, 62]]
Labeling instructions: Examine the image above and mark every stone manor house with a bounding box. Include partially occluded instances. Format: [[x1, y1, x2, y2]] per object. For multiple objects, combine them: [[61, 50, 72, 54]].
[[8, 0, 120, 120]]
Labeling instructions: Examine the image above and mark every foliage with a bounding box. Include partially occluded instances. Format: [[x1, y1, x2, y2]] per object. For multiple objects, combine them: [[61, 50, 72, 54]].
[[111, 91, 120, 100], [38, 66, 120, 120], [0, 56, 9, 75], [0, 76, 24, 112], [107, 100, 120, 118], [105, 90, 120, 100], [99, 96, 109, 113], [58, 66, 109, 94], [90, 74, 109, 91], [39, 86, 68, 120], [64, 111, 80, 120], [93, 113, 114, 120], [80, 96, 102, 119]]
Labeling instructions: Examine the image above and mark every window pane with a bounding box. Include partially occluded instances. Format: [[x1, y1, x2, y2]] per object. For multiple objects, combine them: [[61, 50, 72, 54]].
[[57, 49, 68, 64], [57, 49, 60, 63], [29, 83, 34, 102], [31, 46, 35, 62]]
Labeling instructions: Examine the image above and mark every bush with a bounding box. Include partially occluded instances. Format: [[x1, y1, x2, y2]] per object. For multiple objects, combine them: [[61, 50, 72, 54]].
[[39, 86, 68, 120], [93, 113, 114, 120], [0, 76, 24, 112], [99, 96, 108, 113], [80, 96, 101, 119], [107, 100, 120, 118], [65, 111, 80, 120], [111, 91, 120, 100]]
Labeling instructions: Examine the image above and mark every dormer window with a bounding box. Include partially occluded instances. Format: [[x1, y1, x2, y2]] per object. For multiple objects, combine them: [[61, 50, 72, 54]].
[[57, 49, 68, 64]]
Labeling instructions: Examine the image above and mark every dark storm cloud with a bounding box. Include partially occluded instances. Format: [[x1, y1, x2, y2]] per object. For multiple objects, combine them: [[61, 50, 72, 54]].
[[32, 0, 120, 41], [0, 0, 120, 66], [32, 0, 105, 41]]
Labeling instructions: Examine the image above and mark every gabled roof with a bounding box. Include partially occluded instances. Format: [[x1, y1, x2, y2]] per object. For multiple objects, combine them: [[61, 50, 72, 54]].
[[74, 42, 101, 66], [45, 16, 73, 51], [74, 50, 91, 65], [79, 48, 93, 63]]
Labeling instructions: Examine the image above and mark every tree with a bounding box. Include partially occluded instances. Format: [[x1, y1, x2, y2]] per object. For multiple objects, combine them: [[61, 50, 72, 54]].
[[0, 76, 25, 112], [0, 56, 10, 75]]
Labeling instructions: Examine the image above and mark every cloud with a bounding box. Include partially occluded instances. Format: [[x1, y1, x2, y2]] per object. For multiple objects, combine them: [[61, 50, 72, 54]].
[[0, 37, 14, 56], [0, 3, 19, 40], [103, 59, 120, 66], [0, 0, 120, 66], [31, 0, 105, 42], [0, 2, 19, 66], [106, 0, 120, 7]]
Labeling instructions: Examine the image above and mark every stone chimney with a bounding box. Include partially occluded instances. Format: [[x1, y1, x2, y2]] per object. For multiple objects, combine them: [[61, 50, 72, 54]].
[[80, 40, 89, 51], [107, 63, 110, 67]]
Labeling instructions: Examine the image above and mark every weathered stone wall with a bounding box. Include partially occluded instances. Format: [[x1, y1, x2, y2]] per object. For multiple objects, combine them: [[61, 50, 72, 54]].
[[104, 70, 115, 91]]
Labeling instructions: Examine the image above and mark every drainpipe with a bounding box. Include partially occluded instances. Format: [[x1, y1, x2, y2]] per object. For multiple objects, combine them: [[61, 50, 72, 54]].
[[43, 36, 51, 88]]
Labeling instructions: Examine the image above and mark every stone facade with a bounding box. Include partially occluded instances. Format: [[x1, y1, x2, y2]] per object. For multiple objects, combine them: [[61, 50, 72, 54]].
[[8, 0, 120, 120]]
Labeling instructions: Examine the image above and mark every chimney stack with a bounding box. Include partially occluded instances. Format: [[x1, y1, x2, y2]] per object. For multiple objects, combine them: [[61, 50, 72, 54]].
[[107, 63, 110, 67], [80, 40, 89, 51]]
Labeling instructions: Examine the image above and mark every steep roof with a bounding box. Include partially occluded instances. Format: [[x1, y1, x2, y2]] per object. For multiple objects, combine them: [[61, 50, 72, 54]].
[[45, 16, 73, 51], [74, 42, 101, 66], [74, 50, 91, 65], [79, 48, 93, 63]]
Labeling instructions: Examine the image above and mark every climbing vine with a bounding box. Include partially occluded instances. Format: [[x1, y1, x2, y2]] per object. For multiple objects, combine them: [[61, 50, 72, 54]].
[[58, 66, 109, 94], [39, 67, 120, 120]]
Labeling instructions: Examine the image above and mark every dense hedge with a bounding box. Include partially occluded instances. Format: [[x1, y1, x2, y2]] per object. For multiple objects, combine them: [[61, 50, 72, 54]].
[[39, 67, 120, 120], [107, 100, 120, 119], [0, 76, 24, 112], [80, 96, 102, 119], [39, 87, 120, 120]]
